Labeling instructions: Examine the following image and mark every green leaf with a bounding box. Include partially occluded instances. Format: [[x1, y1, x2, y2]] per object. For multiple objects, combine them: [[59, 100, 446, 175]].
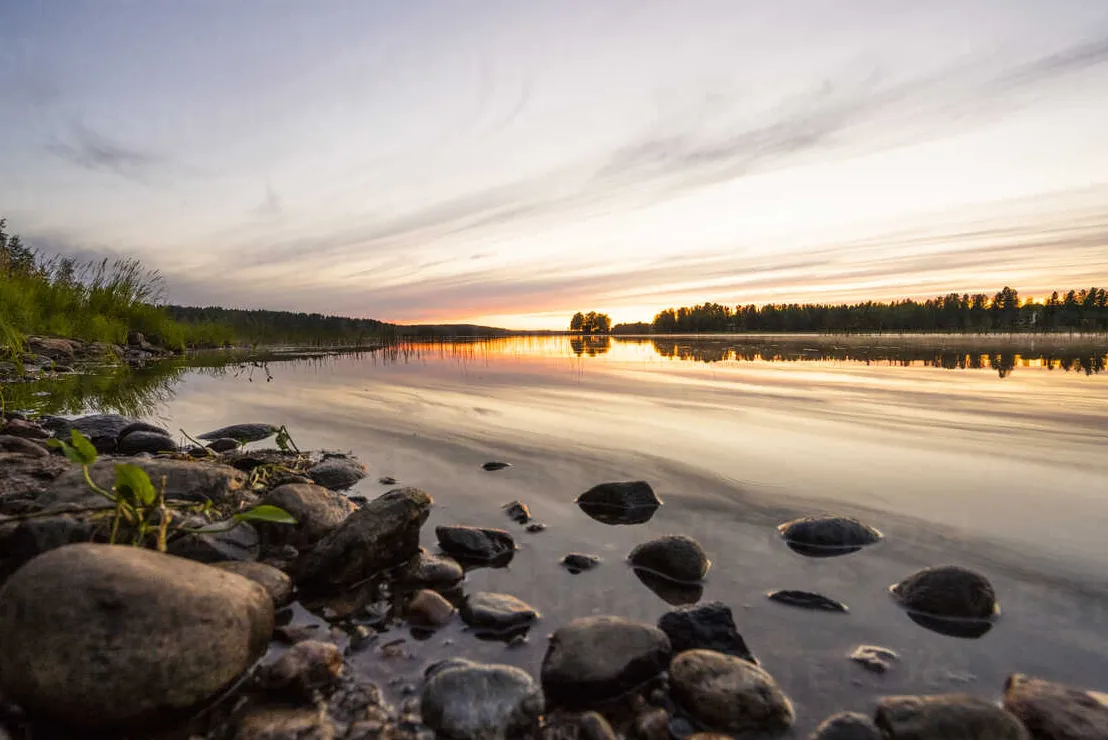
[[234, 504, 297, 525], [68, 429, 99, 465], [114, 463, 157, 506]]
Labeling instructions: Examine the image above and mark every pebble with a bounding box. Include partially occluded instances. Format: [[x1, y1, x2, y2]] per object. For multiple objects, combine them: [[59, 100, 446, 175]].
[[461, 592, 539, 633], [767, 589, 849, 613], [407, 589, 457, 627], [628, 535, 710, 582], [849, 645, 899, 674]]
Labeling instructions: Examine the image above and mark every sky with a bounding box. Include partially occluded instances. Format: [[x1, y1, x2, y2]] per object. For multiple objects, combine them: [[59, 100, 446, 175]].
[[2, 1, 1108, 329]]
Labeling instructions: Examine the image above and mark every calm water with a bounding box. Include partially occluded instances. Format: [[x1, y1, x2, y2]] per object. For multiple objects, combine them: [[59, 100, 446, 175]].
[[14, 335, 1108, 734]]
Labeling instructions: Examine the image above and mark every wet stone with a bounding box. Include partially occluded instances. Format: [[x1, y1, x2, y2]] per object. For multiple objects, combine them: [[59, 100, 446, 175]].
[[658, 601, 757, 663], [461, 592, 539, 634], [809, 711, 884, 740], [211, 561, 294, 607], [197, 423, 278, 443], [1003, 673, 1108, 740], [308, 456, 368, 491], [116, 431, 177, 455], [849, 645, 899, 674], [235, 706, 336, 740], [576, 481, 661, 525], [421, 661, 543, 740], [398, 548, 464, 590], [260, 640, 344, 697], [629, 535, 710, 583], [767, 590, 848, 613], [407, 589, 457, 627], [436, 525, 516, 564], [206, 437, 241, 453], [875, 694, 1029, 739], [890, 565, 998, 621], [118, 421, 170, 439], [778, 514, 882, 557], [669, 649, 795, 734], [527, 523, 547, 533], [482, 461, 511, 471], [503, 500, 532, 524], [561, 553, 601, 573], [379, 476, 398, 485]]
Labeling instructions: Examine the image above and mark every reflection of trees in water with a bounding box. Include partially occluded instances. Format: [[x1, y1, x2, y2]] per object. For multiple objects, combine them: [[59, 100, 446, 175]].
[[570, 336, 611, 357], [649, 338, 1107, 378]]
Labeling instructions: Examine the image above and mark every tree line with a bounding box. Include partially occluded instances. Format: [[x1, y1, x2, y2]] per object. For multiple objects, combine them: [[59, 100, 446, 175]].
[[569, 311, 611, 334]]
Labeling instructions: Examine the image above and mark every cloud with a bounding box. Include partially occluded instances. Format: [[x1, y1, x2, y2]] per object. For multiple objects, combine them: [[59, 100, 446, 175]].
[[45, 121, 162, 180]]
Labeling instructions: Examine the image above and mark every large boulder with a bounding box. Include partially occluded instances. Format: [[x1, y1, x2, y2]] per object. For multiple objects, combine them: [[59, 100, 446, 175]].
[[576, 481, 661, 525], [628, 535, 710, 582], [293, 488, 432, 591], [658, 601, 757, 663], [669, 649, 794, 734], [41, 457, 250, 508], [421, 661, 543, 740], [541, 616, 671, 708], [257, 483, 356, 549], [1003, 674, 1108, 740], [875, 695, 1029, 739], [0, 543, 273, 730], [778, 515, 882, 556], [890, 566, 998, 620], [68, 413, 135, 453]]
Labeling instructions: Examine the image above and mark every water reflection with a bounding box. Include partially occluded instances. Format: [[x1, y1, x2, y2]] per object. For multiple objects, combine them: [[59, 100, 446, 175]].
[[569, 335, 611, 357], [631, 568, 704, 606], [904, 611, 995, 639]]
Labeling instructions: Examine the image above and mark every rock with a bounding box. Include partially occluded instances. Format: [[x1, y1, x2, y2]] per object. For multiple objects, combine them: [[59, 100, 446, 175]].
[[628, 535, 710, 582], [633, 707, 670, 740], [0, 543, 273, 730], [0, 454, 69, 505], [436, 525, 516, 564], [778, 515, 883, 556], [0, 434, 48, 457], [875, 694, 1029, 739], [168, 522, 260, 563], [540, 711, 619, 740], [0, 516, 96, 574], [503, 500, 532, 523], [41, 457, 250, 508], [461, 592, 539, 634], [576, 481, 662, 525], [37, 415, 73, 436], [541, 616, 671, 708], [212, 561, 294, 607], [421, 661, 543, 740], [260, 640, 344, 697], [293, 487, 432, 591], [657, 601, 757, 663], [235, 706, 336, 740], [633, 568, 704, 605], [258, 483, 356, 549], [207, 437, 242, 453], [483, 461, 511, 471], [767, 590, 849, 612], [527, 523, 547, 533], [669, 649, 794, 734], [26, 336, 80, 363], [890, 565, 998, 620], [69, 413, 135, 452], [1003, 674, 1108, 740], [849, 645, 899, 674], [0, 419, 49, 440], [562, 553, 601, 573], [810, 711, 884, 740], [118, 421, 171, 439], [379, 476, 397, 485], [407, 589, 457, 627], [198, 423, 279, 443], [398, 548, 465, 590], [116, 430, 178, 455], [308, 456, 368, 490]]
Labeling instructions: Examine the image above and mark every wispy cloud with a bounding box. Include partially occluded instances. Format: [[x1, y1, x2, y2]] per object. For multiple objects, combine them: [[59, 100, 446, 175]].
[[45, 121, 162, 181]]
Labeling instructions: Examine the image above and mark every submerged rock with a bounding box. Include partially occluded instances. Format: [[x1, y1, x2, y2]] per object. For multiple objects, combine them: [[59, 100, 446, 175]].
[[576, 481, 661, 525], [890, 565, 998, 620], [0, 543, 273, 730], [436, 525, 516, 564], [658, 601, 757, 663], [669, 649, 794, 734], [197, 422, 279, 443], [778, 514, 883, 557], [1003, 674, 1108, 740], [561, 553, 601, 573], [421, 661, 543, 740], [849, 645, 899, 674], [116, 430, 177, 455], [258, 483, 356, 549], [308, 456, 368, 490], [294, 487, 432, 591], [503, 500, 532, 523], [875, 694, 1029, 739], [483, 461, 512, 471], [69, 413, 135, 452], [260, 640, 344, 698], [397, 548, 465, 590], [809, 712, 883, 740], [461, 592, 539, 634], [541, 616, 671, 708], [212, 561, 294, 607], [628, 535, 710, 582], [767, 589, 849, 613]]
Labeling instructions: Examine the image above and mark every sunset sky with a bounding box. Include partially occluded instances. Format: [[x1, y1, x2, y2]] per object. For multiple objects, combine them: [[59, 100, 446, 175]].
[[2, 1, 1108, 328]]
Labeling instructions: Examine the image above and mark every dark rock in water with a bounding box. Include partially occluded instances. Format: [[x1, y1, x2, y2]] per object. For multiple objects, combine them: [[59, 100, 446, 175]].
[[42, 457, 250, 508], [890, 565, 998, 621], [541, 616, 671, 708], [211, 561, 293, 607], [503, 499, 532, 524], [768, 590, 849, 613], [0, 434, 48, 457], [778, 515, 883, 557], [482, 461, 511, 471], [809, 711, 883, 740], [875, 694, 1029, 739], [397, 548, 464, 590], [658, 601, 757, 663], [308, 456, 368, 491], [436, 525, 516, 564], [576, 481, 662, 525], [849, 645, 899, 674], [628, 535, 710, 582], [206, 437, 241, 453], [0, 516, 96, 574], [118, 421, 170, 439], [461, 592, 539, 634], [197, 422, 278, 443], [379, 476, 397, 485], [168, 521, 260, 563], [69, 413, 135, 453], [258, 483, 356, 549], [235, 707, 336, 740], [407, 589, 457, 627], [561, 553, 601, 573], [633, 568, 703, 606], [0, 543, 273, 730], [526, 522, 547, 533], [906, 611, 994, 639], [421, 661, 543, 740], [116, 430, 177, 455], [294, 487, 432, 591], [259, 640, 343, 698], [1003, 673, 1108, 740], [670, 649, 794, 734]]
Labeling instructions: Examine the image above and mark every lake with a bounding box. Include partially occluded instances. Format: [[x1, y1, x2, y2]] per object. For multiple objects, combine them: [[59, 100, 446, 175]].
[[11, 334, 1108, 735]]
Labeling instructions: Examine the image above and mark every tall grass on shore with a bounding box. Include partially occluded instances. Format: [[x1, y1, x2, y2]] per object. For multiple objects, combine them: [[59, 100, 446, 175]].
[[0, 218, 232, 357]]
